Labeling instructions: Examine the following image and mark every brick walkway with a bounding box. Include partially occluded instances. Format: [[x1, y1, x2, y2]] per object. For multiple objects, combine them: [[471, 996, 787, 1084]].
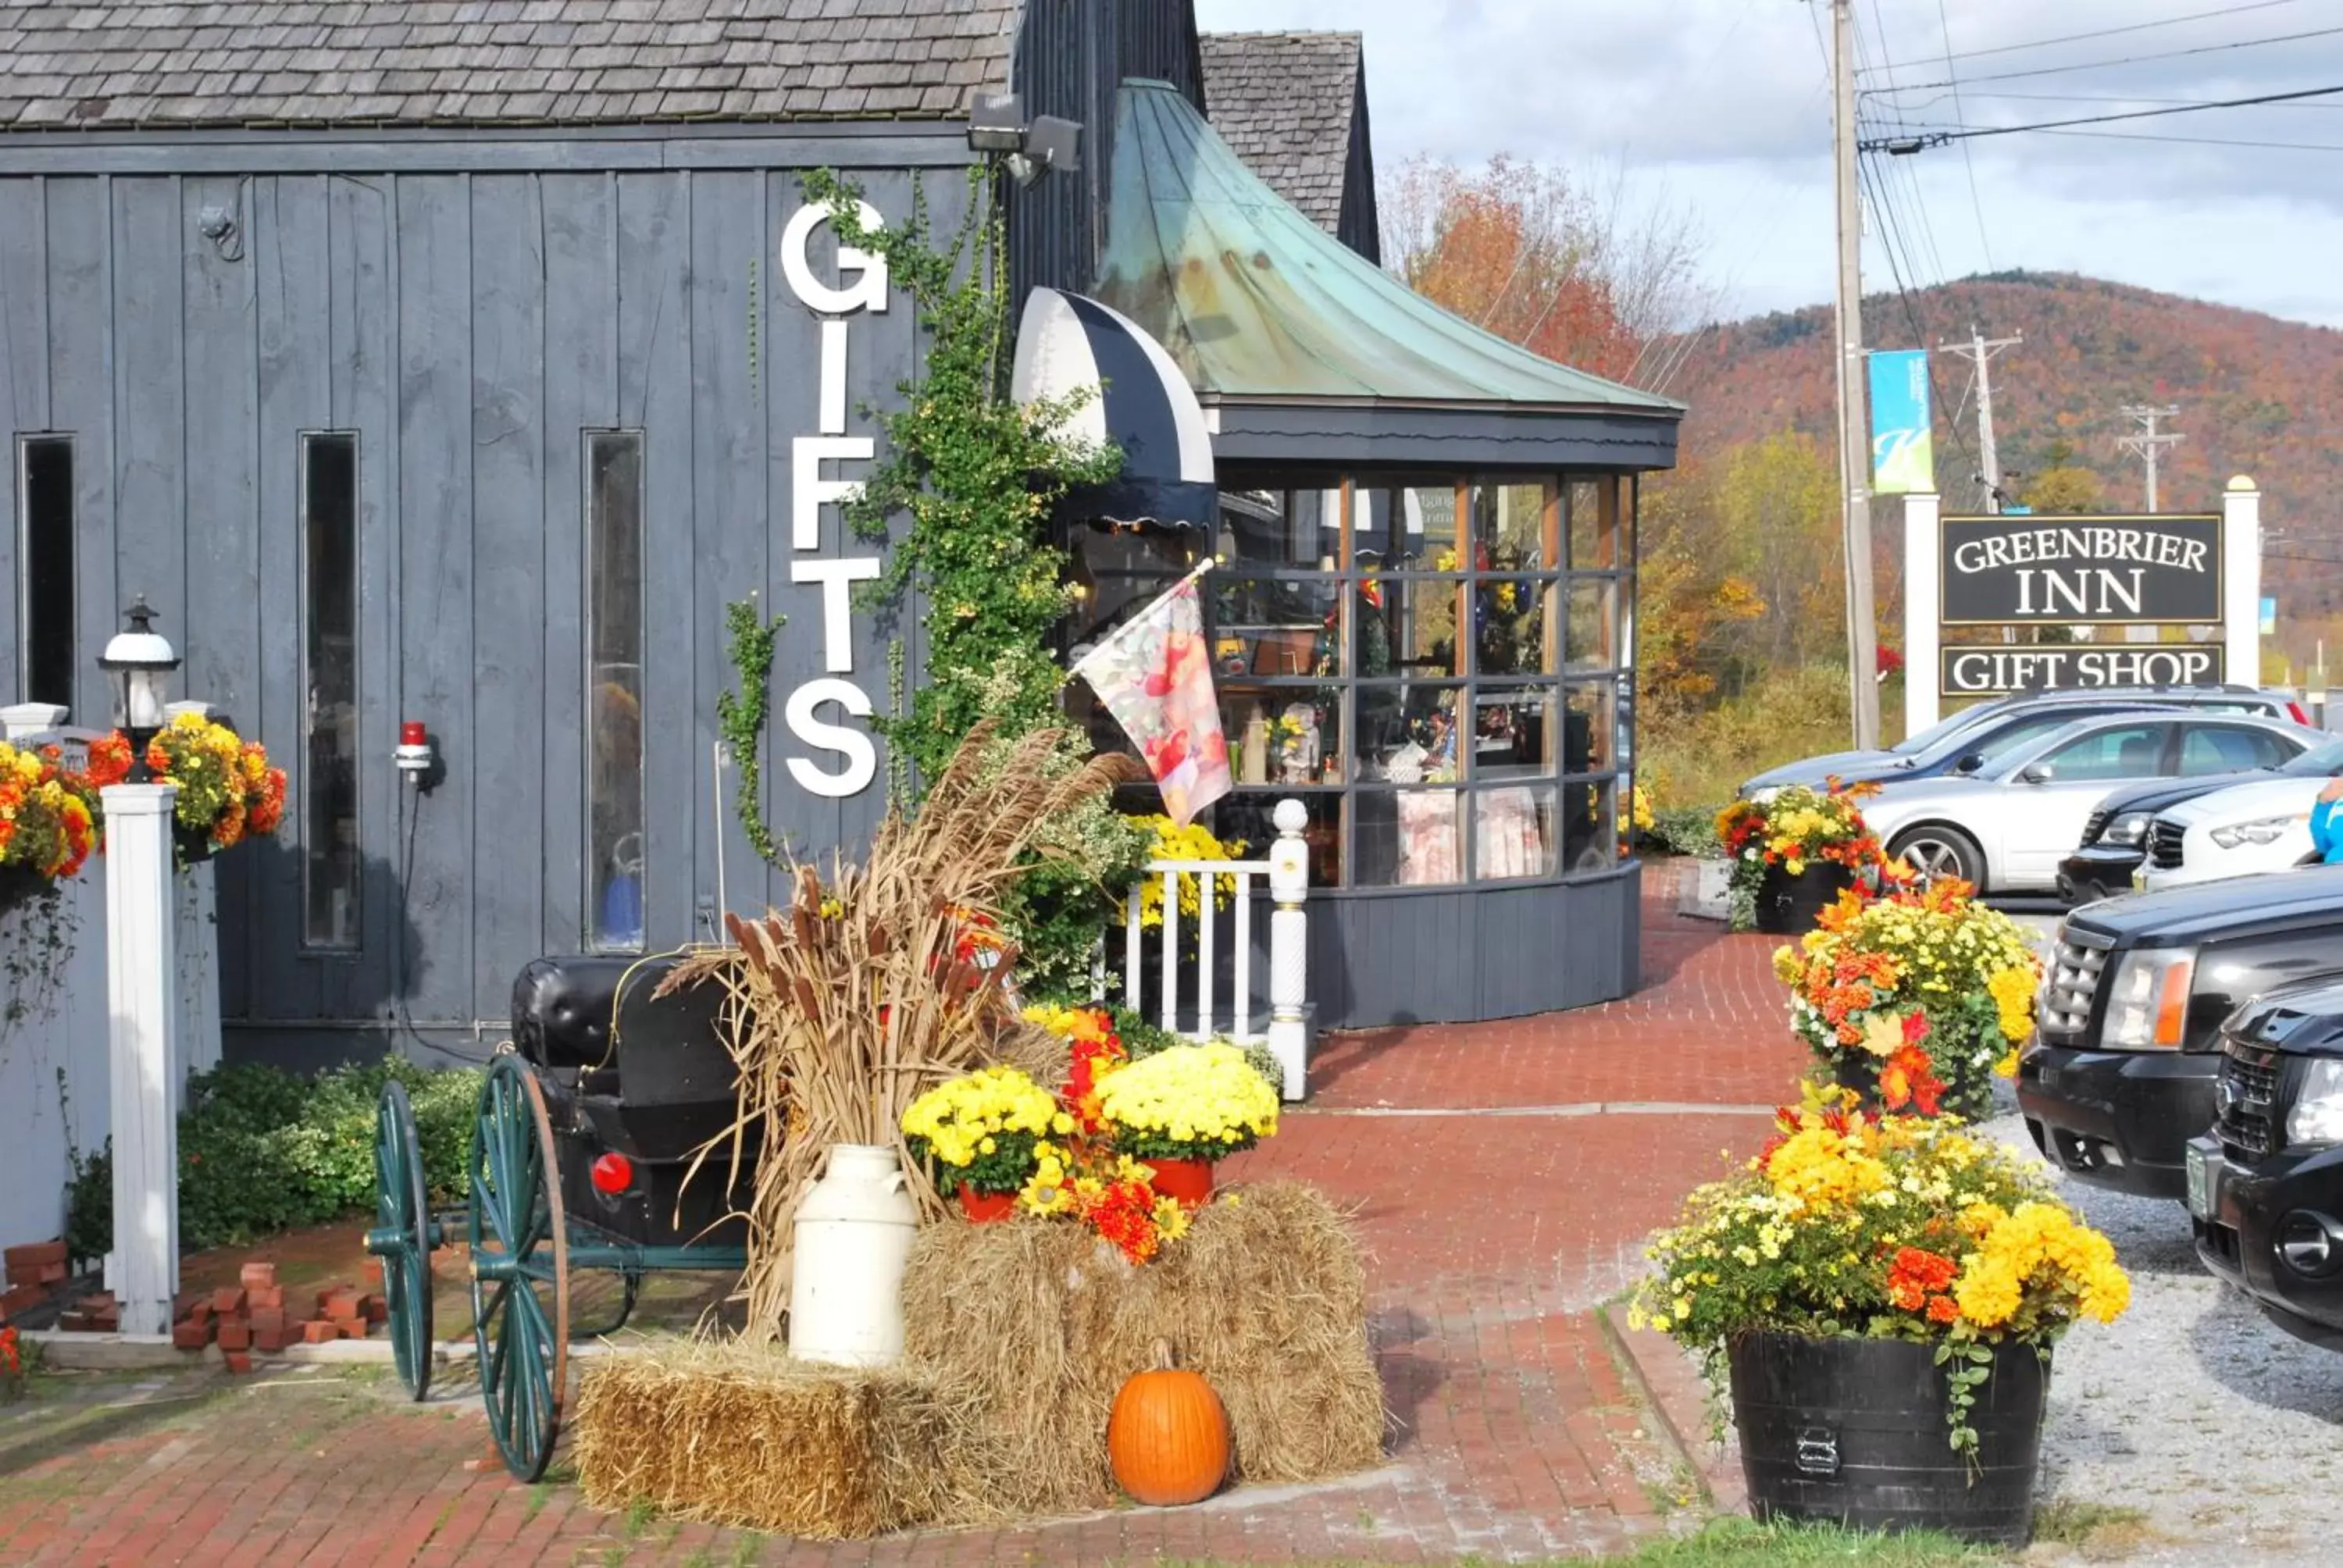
[[1, 864, 1806, 1566]]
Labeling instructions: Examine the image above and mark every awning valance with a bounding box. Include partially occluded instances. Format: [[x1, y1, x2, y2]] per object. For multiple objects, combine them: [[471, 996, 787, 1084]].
[[1010, 287, 1216, 529]]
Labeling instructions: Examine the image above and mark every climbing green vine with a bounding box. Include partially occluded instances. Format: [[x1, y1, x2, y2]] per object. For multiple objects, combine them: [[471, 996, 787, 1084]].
[[716, 594, 786, 865], [805, 164, 1123, 789]]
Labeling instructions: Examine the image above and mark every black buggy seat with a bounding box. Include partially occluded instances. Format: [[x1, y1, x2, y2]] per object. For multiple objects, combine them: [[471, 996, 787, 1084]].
[[509, 953, 735, 1163]]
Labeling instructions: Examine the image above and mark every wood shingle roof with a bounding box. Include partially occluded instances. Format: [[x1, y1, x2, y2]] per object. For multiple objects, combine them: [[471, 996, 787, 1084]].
[[0, 0, 1022, 130], [1196, 29, 1363, 236]]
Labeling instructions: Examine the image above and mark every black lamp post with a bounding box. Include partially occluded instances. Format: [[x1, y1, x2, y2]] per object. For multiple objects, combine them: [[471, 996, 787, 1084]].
[[98, 596, 180, 782]]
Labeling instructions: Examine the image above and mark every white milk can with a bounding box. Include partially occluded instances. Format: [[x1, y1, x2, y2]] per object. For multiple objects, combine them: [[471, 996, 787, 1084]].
[[787, 1142, 919, 1367]]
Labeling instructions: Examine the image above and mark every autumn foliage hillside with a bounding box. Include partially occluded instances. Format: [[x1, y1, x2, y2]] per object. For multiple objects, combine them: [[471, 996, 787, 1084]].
[[1671, 271, 2343, 548]]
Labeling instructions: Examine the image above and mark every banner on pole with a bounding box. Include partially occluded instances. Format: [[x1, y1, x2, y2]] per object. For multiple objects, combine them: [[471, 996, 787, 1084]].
[[1867, 349, 1935, 496], [1069, 571, 1231, 827]]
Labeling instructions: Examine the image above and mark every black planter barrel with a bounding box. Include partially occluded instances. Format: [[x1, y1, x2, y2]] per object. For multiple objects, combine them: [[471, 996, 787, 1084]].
[[1729, 1330, 2049, 1546], [1753, 861, 1854, 935]]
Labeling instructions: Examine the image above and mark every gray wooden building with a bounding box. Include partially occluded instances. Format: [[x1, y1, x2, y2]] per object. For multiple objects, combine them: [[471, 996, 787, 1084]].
[[0, 1, 1676, 1057]]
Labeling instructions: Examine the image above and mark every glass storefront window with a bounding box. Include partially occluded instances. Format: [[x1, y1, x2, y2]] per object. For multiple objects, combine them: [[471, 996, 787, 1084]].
[[586, 431, 645, 952], [1193, 468, 1637, 891]]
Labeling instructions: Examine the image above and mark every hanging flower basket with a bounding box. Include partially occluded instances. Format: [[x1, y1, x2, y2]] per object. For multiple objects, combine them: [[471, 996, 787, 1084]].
[[0, 738, 102, 904], [111, 715, 287, 867], [0, 864, 53, 918]]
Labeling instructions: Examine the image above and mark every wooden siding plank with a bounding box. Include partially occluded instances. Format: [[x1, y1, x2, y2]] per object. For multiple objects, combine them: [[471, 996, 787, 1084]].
[[616, 170, 692, 947], [393, 173, 476, 1027], [110, 177, 186, 656], [182, 173, 262, 1020], [44, 180, 115, 770], [0, 176, 44, 697], [0, 132, 976, 180], [690, 169, 767, 926], [247, 173, 333, 1025], [538, 172, 615, 953], [468, 173, 548, 1006]]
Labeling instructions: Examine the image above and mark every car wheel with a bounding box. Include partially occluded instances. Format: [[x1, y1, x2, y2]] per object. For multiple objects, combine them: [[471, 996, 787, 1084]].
[[1888, 825, 1985, 890]]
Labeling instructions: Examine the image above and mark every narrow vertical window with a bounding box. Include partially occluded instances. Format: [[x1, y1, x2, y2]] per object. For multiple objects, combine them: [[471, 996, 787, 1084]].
[[587, 432, 646, 951], [18, 437, 75, 708], [301, 433, 362, 948]]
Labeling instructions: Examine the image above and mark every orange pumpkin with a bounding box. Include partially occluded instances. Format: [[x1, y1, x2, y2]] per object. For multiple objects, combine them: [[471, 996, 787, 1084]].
[[1107, 1341, 1231, 1506]]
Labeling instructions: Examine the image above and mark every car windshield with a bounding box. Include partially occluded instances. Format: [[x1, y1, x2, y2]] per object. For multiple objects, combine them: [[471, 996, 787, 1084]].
[[2280, 736, 2343, 776], [1908, 709, 2090, 770], [1890, 704, 1999, 757]]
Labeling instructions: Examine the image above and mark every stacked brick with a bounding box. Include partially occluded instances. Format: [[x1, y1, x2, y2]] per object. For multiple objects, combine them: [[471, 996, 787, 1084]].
[[166, 1262, 387, 1373], [2, 1238, 72, 1321]]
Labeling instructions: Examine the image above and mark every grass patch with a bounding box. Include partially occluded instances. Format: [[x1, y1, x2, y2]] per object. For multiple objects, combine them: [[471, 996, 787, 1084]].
[[1610, 1517, 1991, 1564], [2032, 1499, 2154, 1556], [621, 1496, 656, 1537]]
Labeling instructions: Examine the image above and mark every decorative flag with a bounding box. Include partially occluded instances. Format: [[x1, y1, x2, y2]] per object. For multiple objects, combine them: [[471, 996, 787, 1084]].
[[1867, 348, 1935, 495], [1070, 571, 1231, 828]]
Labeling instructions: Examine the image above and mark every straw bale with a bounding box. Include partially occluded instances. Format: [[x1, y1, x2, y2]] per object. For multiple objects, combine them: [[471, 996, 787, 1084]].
[[572, 1341, 1003, 1538], [900, 1179, 1387, 1516]]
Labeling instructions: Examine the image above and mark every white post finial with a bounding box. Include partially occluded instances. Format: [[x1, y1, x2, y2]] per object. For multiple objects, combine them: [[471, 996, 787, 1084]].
[[103, 780, 182, 1337], [1265, 799, 1311, 1103]]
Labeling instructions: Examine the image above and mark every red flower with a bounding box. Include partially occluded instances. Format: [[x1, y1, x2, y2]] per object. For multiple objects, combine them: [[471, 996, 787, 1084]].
[[1925, 1295, 1960, 1324], [1885, 1246, 1959, 1312], [1878, 1042, 1945, 1117]]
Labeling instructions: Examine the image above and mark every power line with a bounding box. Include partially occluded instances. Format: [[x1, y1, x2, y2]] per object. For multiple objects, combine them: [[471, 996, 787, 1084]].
[[1862, 0, 2311, 72], [1932, 0, 1995, 271], [1860, 81, 2343, 153], [2035, 125, 2343, 152], [1874, 23, 2343, 92]]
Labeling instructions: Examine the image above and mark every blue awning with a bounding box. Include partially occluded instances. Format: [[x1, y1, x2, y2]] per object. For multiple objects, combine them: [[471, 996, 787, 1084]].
[[1011, 287, 1217, 529]]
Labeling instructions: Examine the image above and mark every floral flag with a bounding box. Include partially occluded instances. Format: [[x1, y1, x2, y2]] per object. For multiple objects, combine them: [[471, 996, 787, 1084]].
[[1072, 575, 1230, 827]]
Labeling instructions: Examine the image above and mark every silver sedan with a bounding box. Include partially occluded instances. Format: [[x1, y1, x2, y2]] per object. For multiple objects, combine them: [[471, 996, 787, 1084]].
[[1860, 711, 2322, 893]]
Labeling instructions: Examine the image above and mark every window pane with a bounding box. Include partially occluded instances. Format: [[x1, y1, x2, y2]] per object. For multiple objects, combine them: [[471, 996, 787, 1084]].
[[1354, 788, 1462, 886], [1475, 576, 1553, 675], [587, 433, 646, 951], [1567, 475, 1623, 569], [1475, 784, 1554, 880], [301, 433, 361, 949], [1358, 576, 1464, 677], [1221, 487, 1338, 568], [1353, 484, 1458, 569], [2038, 722, 2166, 782], [1355, 682, 1464, 783], [19, 437, 74, 709], [1471, 481, 1554, 572], [1214, 790, 1341, 887], [1224, 686, 1345, 787], [1211, 575, 1343, 677], [1563, 778, 1617, 875], [1565, 579, 1618, 671], [1473, 689, 1557, 779], [1564, 681, 1617, 774], [2177, 724, 2288, 775], [1068, 522, 1194, 645]]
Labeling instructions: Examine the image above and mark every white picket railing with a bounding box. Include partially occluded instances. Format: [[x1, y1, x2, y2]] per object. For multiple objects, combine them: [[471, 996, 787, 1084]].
[[1094, 798, 1311, 1101]]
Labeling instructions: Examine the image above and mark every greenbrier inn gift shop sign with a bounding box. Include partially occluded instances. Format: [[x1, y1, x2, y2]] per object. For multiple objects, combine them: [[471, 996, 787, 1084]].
[[1939, 514, 2221, 625]]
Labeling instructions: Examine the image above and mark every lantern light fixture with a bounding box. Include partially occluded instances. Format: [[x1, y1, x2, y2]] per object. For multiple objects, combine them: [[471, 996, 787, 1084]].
[[98, 595, 180, 782]]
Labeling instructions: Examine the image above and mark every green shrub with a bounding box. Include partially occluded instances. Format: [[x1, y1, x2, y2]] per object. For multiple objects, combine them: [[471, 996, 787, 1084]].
[[1645, 804, 1724, 857], [66, 1059, 483, 1257]]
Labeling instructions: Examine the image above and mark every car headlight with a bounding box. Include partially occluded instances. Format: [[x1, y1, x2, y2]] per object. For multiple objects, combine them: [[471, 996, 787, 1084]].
[[2209, 814, 2306, 850], [2103, 948, 2195, 1049], [2102, 811, 2150, 846], [2286, 1060, 2343, 1147]]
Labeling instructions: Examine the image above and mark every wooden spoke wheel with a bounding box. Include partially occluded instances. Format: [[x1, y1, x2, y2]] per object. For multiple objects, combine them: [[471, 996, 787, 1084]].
[[369, 1078, 437, 1402], [468, 1055, 570, 1483]]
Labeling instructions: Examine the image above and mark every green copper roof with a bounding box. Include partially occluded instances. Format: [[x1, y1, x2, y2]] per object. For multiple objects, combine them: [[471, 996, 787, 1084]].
[[1096, 80, 1683, 414]]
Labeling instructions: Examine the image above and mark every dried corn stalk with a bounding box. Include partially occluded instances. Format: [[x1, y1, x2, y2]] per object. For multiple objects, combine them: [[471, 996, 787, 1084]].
[[669, 721, 1139, 1340]]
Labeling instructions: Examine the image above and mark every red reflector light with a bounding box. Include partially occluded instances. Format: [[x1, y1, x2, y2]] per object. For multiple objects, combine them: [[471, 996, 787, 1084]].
[[2290, 702, 2311, 726], [590, 1153, 633, 1195]]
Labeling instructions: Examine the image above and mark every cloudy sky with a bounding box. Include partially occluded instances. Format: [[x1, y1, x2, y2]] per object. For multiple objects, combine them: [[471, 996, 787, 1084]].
[[1192, 0, 2343, 330]]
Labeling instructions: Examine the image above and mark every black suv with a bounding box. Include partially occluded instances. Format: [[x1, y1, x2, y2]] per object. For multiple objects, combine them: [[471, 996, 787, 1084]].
[[2187, 980, 2343, 1350], [2019, 865, 2343, 1199]]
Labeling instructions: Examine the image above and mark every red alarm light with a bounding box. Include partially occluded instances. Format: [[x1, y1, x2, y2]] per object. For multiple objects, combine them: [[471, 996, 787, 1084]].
[[589, 1152, 633, 1196]]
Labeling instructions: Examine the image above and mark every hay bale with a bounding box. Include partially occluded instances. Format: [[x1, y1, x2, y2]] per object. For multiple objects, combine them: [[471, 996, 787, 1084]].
[[572, 1341, 997, 1538], [900, 1180, 1386, 1516]]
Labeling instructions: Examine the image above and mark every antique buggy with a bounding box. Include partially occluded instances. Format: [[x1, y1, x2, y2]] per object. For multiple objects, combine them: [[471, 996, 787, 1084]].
[[366, 953, 753, 1481]]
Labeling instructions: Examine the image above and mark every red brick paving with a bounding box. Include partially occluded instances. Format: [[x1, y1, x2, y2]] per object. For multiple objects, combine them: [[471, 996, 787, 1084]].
[[1, 861, 1806, 1565]]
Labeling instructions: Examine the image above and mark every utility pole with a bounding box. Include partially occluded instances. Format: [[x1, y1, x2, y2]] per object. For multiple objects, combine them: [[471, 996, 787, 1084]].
[[1831, 0, 1881, 750], [1940, 326, 2022, 511], [2117, 404, 2183, 512]]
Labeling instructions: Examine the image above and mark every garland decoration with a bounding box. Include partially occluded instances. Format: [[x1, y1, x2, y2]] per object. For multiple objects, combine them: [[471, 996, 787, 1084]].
[[716, 593, 786, 865]]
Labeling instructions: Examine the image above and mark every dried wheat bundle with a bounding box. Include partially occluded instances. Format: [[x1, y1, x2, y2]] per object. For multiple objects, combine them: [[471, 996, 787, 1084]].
[[668, 722, 1138, 1340]]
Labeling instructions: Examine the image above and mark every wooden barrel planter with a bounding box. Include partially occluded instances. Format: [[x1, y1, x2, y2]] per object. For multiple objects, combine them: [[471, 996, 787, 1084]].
[[1729, 1331, 2049, 1546], [1753, 862, 1854, 935]]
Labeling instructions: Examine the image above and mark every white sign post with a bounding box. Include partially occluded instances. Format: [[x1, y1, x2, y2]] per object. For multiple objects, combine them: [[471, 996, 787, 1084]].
[[2223, 476, 2263, 692], [102, 782, 181, 1337], [1903, 490, 1943, 738]]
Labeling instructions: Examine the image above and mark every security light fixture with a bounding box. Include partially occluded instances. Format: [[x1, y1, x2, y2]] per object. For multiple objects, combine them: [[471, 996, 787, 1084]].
[[968, 96, 1082, 186], [968, 94, 1028, 154], [99, 595, 180, 781]]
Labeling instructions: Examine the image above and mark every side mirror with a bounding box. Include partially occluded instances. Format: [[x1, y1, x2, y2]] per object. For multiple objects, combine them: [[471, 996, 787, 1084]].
[[2019, 762, 2056, 784], [1952, 753, 1986, 775]]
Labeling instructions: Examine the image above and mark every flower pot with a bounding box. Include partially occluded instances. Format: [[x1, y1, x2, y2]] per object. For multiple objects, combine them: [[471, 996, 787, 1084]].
[[174, 823, 219, 865], [958, 1184, 1018, 1224], [0, 864, 54, 917], [1728, 1330, 2049, 1546], [1754, 862, 1854, 935], [786, 1143, 918, 1367], [1146, 1156, 1214, 1208]]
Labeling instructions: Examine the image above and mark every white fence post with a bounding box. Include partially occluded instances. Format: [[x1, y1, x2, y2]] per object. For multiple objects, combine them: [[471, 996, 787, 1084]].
[[103, 781, 180, 1336], [1266, 799, 1311, 1103]]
